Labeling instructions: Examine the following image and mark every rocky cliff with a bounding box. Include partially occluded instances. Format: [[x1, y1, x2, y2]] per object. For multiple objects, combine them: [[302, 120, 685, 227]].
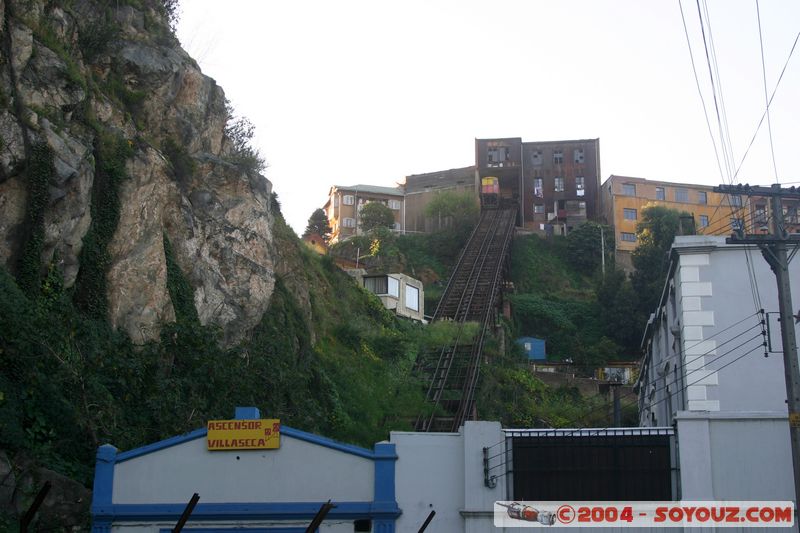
[[0, 0, 276, 345]]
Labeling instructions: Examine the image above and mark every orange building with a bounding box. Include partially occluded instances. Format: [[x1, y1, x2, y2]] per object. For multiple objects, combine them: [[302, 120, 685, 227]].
[[301, 232, 328, 255], [601, 175, 749, 268]]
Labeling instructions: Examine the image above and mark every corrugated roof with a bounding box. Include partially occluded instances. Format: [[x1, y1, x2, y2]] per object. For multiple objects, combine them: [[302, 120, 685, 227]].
[[404, 166, 476, 193], [332, 184, 403, 196]]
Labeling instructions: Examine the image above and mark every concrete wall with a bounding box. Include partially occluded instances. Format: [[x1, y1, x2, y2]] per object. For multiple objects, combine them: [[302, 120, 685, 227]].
[[392, 421, 506, 533], [677, 412, 794, 501]]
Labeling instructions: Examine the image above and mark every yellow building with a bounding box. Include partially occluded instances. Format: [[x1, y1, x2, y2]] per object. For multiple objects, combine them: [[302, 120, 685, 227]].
[[601, 175, 748, 268]]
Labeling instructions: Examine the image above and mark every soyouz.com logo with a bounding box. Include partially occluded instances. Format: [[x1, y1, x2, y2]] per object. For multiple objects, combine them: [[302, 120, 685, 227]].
[[493, 501, 795, 527]]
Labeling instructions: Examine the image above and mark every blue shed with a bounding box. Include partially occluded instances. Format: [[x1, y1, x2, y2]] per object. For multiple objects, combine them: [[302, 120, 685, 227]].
[[516, 337, 546, 360]]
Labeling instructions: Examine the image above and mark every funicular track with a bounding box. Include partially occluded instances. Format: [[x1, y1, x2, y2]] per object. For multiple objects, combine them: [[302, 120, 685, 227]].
[[414, 207, 517, 432]]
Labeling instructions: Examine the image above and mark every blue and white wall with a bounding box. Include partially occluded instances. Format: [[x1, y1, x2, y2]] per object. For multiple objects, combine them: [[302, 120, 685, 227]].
[[91, 407, 399, 532]]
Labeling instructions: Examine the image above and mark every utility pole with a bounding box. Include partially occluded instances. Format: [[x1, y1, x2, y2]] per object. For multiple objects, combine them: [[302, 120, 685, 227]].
[[716, 183, 800, 517], [600, 226, 606, 276]]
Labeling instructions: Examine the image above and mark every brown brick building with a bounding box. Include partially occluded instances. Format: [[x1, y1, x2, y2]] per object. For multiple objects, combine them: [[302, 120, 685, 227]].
[[475, 137, 601, 231]]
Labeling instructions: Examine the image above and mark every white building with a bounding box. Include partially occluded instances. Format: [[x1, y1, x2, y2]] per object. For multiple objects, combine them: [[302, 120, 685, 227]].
[[363, 273, 424, 322], [638, 235, 799, 501]]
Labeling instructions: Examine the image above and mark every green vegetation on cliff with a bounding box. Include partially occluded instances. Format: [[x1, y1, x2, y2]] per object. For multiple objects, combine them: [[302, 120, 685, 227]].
[[0, 193, 436, 493]]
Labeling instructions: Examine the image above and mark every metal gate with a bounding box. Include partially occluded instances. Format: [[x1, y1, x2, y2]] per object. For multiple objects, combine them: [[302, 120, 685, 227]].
[[506, 428, 677, 501]]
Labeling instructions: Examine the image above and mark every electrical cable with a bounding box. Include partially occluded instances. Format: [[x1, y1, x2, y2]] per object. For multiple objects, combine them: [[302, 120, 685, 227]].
[[733, 27, 800, 182], [480, 311, 762, 452], [678, 0, 725, 183], [490, 337, 766, 474], [756, 0, 780, 184]]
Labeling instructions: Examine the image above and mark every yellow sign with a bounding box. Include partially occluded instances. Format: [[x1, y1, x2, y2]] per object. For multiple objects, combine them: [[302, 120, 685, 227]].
[[790, 413, 800, 428], [206, 419, 280, 450]]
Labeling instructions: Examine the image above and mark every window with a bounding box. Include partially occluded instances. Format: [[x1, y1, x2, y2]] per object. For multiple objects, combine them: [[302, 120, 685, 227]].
[[534, 204, 545, 214], [574, 148, 584, 164], [388, 276, 400, 297], [531, 150, 543, 165], [553, 150, 564, 165], [364, 276, 388, 295], [622, 183, 636, 196], [675, 188, 688, 202], [754, 205, 767, 224], [533, 178, 543, 198], [393, 222, 402, 230], [697, 191, 707, 205], [554, 176, 565, 192], [389, 199, 401, 210], [623, 208, 637, 220], [621, 232, 637, 242], [343, 195, 354, 205], [655, 187, 665, 200], [405, 285, 419, 312], [333, 196, 339, 207], [576, 176, 585, 197], [699, 215, 709, 228], [342, 217, 355, 228], [730, 195, 742, 207], [488, 146, 509, 166]]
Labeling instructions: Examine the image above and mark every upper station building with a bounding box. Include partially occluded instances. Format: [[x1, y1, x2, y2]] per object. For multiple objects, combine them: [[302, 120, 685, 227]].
[[322, 137, 602, 243], [474, 137, 601, 231]]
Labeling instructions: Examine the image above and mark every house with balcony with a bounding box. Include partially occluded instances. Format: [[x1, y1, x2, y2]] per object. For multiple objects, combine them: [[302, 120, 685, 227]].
[[324, 184, 404, 243]]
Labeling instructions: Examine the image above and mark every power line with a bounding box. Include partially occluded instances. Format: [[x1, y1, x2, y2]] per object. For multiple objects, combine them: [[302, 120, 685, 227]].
[[733, 27, 800, 182], [481, 311, 763, 453], [678, 0, 725, 183], [701, 0, 737, 180], [574, 338, 764, 440], [756, 0, 780, 184], [489, 334, 766, 473], [691, 1, 765, 317], [543, 321, 764, 435]]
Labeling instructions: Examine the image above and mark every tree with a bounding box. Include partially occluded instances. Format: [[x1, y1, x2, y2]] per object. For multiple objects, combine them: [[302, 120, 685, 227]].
[[631, 205, 694, 316], [424, 191, 479, 231], [595, 267, 642, 355], [303, 208, 332, 242], [359, 202, 395, 232], [566, 221, 613, 275]]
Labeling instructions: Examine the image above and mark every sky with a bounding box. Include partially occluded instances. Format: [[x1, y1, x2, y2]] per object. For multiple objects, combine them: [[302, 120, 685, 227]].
[[176, 1, 800, 235]]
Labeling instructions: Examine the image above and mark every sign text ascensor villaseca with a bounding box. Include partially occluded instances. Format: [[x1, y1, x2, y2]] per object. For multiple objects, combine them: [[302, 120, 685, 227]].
[[206, 419, 280, 450]]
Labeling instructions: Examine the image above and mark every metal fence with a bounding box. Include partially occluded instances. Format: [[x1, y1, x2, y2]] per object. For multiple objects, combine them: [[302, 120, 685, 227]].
[[506, 428, 676, 501]]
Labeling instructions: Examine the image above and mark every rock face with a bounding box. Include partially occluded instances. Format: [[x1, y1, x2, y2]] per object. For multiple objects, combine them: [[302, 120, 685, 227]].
[[0, 0, 275, 345], [1, 451, 91, 530]]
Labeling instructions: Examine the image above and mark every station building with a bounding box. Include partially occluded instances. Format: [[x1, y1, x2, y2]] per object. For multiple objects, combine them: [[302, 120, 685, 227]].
[[92, 403, 794, 532]]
